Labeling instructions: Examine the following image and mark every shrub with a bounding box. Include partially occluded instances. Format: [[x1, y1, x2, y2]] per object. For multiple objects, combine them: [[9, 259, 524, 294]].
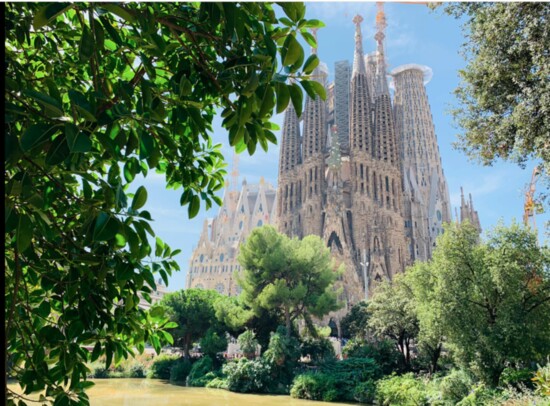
[[188, 356, 214, 387], [438, 369, 473, 404], [170, 358, 193, 384], [200, 329, 227, 360], [343, 338, 402, 375], [376, 373, 430, 406], [262, 326, 301, 390], [532, 363, 550, 397], [88, 362, 109, 379], [147, 354, 179, 380], [456, 383, 499, 406], [127, 361, 147, 378], [500, 367, 535, 390], [352, 379, 377, 404], [238, 330, 259, 359], [206, 376, 229, 389], [290, 373, 338, 401], [223, 358, 272, 393], [301, 338, 336, 363]]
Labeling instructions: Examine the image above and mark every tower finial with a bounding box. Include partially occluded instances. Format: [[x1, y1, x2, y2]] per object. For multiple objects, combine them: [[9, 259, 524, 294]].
[[230, 151, 239, 192], [352, 14, 367, 77], [460, 186, 465, 205], [374, 2, 389, 96]]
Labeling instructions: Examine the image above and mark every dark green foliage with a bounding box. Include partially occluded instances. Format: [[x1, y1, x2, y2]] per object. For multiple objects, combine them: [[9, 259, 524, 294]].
[[375, 373, 430, 406], [222, 358, 272, 393], [438, 3, 550, 189], [237, 329, 259, 359], [263, 326, 301, 390], [438, 369, 474, 405], [500, 367, 535, 390], [300, 337, 336, 364], [169, 358, 193, 384], [5, 2, 325, 404], [148, 354, 179, 380], [340, 301, 370, 339], [161, 289, 222, 358], [126, 362, 147, 378], [343, 338, 403, 375], [290, 373, 339, 401], [199, 328, 227, 360], [188, 356, 216, 387], [292, 357, 381, 402]]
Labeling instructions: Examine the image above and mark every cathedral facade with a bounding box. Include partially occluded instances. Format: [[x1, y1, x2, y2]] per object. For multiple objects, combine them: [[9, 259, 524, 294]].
[[277, 9, 452, 309]]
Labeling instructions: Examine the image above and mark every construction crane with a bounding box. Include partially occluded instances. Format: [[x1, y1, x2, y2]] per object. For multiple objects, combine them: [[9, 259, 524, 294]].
[[523, 165, 541, 232]]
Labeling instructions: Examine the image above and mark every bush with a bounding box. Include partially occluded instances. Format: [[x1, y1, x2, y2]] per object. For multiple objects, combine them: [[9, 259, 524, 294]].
[[200, 329, 227, 360], [188, 356, 214, 387], [223, 358, 272, 393], [290, 373, 338, 401], [88, 362, 109, 379], [126, 361, 147, 378], [238, 330, 259, 359], [438, 369, 473, 404], [376, 373, 430, 406], [147, 354, 179, 380], [456, 383, 499, 406], [500, 367, 535, 390], [170, 358, 193, 384], [262, 326, 301, 390], [352, 379, 377, 404], [343, 338, 402, 375], [206, 376, 229, 389], [301, 338, 336, 364], [532, 363, 550, 397]]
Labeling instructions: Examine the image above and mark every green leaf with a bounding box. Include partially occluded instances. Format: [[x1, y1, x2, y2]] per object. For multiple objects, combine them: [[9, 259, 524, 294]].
[[101, 4, 136, 23], [310, 80, 327, 101], [20, 124, 59, 152], [282, 34, 302, 67], [132, 186, 148, 211], [45, 134, 70, 166], [93, 212, 119, 241], [155, 237, 164, 257], [303, 54, 320, 75], [259, 86, 275, 118], [288, 83, 303, 117], [276, 82, 290, 114], [68, 90, 96, 122], [33, 3, 73, 29], [303, 19, 325, 29], [23, 89, 64, 117], [65, 124, 92, 153], [188, 194, 200, 219], [16, 214, 32, 253], [179, 76, 192, 98], [91, 342, 102, 362], [300, 31, 317, 49], [79, 26, 95, 61]]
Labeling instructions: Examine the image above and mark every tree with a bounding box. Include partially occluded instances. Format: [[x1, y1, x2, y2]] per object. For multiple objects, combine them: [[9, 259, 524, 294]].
[[439, 3, 550, 188], [367, 275, 419, 370], [238, 330, 259, 360], [160, 289, 222, 359], [340, 301, 370, 340], [427, 222, 550, 387], [238, 226, 342, 338], [5, 2, 324, 404], [402, 263, 445, 374]]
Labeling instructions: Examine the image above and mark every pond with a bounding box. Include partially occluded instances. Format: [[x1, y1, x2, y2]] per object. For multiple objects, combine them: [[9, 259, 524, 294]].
[[9, 379, 358, 405]]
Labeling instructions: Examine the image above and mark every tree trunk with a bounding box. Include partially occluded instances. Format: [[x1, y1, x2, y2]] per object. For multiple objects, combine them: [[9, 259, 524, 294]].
[[430, 344, 442, 374], [183, 334, 191, 359], [285, 306, 291, 338]]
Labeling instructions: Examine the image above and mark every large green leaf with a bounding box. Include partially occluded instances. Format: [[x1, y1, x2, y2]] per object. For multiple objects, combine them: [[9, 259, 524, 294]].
[[282, 34, 302, 67], [93, 212, 119, 241], [132, 186, 148, 211], [20, 124, 59, 152], [16, 214, 33, 252], [65, 124, 92, 153], [33, 3, 73, 29], [276, 82, 291, 114]]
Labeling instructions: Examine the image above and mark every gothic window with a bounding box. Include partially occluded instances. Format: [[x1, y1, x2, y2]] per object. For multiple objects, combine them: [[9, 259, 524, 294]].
[[200, 254, 204, 263], [257, 220, 263, 227], [220, 254, 224, 262], [240, 205, 244, 213], [259, 203, 263, 212], [239, 221, 243, 230], [215, 283, 225, 294]]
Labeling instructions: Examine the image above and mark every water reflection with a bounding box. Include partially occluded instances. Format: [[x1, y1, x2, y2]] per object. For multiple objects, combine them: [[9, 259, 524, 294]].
[[9, 379, 358, 406]]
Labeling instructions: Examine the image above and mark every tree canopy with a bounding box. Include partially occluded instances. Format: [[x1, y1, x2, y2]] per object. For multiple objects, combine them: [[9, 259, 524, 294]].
[[5, 2, 325, 404], [423, 222, 550, 386], [238, 226, 342, 337], [440, 3, 550, 188]]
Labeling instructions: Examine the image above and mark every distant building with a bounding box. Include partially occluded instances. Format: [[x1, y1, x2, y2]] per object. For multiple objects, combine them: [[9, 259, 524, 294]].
[[138, 278, 171, 310], [458, 187, 482, 234], [185, 177, 277, 295]]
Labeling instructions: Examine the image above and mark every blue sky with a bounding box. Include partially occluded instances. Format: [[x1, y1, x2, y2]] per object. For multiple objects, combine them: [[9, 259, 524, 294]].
[[136, 2, 549, 291]]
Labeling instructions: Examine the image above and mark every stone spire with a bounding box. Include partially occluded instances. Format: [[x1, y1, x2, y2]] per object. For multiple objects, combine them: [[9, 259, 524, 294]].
[[459, 187, 482, 234], [310, 28, 318, 55], [349, 14, 373, 155], [278, 101, 302, 174], [374, 2, 390, 97], [352, 15, 367, 78]]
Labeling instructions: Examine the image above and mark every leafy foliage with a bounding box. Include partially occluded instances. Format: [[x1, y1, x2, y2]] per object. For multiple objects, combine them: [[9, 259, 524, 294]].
[[375, 373, 430, 406], [5, 2, 325, 404], [238, 226, 342, 337], [169, 358, 193, 384], [300, 337, 336, 364], [147, 354, 179, 380], [222, 358, 273, 394], [439, 3, 550, 190], [424, 222, 550, 387], [237, 330, 259, 359], [290, 373, 339, 402], [160, 289, 222, 358], [187, 355, 216, 387], [340, 301, 370, 340], [342, 338, 403, 375], [199, 328, 227, 360]]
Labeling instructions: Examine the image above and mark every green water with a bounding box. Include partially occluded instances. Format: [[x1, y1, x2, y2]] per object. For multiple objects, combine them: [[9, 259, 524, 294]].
[[9, 379, 357, 405]]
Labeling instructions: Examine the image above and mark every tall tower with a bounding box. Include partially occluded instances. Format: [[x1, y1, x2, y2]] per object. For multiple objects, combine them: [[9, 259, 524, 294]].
[[459, 187, 482, 235], [334, 60, 351, 153], [392, 63, 451, 260], [300, 32, 328, 237], [277, 99, 302, 237]]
